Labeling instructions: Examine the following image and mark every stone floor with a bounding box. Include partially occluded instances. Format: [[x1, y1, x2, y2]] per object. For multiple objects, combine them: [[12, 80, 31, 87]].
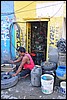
[[1, 76, 66, 99]]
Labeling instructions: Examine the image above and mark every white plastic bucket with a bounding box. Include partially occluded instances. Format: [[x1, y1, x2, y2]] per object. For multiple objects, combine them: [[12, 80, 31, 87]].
[[41, 74, 54, 94], [60, 81, 66, 94]]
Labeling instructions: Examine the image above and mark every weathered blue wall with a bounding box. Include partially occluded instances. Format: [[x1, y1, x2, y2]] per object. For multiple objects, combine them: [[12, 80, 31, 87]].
[[1, 1, 15, 63]]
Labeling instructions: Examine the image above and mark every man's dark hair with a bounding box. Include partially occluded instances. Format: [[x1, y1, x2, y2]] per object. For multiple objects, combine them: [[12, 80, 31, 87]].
[[17, 47, 26, 53]]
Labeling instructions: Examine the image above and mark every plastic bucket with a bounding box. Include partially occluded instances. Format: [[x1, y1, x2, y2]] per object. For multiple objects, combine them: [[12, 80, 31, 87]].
[[41, 74, 54, 94], [60, 81, 66, 94], [56, 66, 66, 80]]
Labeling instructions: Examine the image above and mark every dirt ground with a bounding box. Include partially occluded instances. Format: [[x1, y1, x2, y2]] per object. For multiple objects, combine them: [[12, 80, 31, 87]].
[[1, 75, 66, 99]]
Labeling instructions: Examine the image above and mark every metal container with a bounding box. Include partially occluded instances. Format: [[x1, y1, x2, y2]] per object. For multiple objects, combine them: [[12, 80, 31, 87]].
[[1, 64, 16, 72]]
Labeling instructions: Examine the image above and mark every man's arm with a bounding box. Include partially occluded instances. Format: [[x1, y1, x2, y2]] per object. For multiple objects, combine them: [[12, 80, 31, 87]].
[[12, 56, 28, 76], [9, 56, 22, 64], [13, 56, 22, 63]]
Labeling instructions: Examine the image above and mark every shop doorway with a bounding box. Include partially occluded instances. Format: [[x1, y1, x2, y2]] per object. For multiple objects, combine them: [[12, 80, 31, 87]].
[[27, 21, 48, 65]]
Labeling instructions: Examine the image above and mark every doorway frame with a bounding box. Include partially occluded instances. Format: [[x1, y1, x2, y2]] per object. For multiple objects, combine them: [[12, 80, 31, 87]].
[[25, 17, 50, 61]]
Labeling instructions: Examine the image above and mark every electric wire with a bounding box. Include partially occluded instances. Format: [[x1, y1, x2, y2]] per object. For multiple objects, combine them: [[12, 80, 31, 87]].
[[1, 1, 64, 16], [4, 1, 35, 12], [6, 2, 64, 54], [1, 1, 35, 15], [50, 3, 63, 18], [14, 1, 64, 14], [14, 1, 35, 13]]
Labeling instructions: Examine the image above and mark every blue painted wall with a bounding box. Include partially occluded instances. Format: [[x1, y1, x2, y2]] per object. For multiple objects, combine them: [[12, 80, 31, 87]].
[[1, 1, 15, 63]]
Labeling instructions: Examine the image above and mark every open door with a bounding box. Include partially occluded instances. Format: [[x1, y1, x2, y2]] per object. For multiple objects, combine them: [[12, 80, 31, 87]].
[[26, 21, 48, 65], [31, 21, 48, 65]]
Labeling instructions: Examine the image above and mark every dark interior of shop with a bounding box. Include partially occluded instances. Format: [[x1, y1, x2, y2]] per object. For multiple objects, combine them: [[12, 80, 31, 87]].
[[30, 21, 48, 65]]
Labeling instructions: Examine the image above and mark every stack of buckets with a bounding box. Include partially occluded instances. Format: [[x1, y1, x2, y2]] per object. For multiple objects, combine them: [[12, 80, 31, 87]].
[[41, 74, 54, 94]]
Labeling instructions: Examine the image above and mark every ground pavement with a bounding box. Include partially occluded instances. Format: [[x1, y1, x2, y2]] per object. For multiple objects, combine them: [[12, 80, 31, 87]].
[[1, 75, 66, 99]]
